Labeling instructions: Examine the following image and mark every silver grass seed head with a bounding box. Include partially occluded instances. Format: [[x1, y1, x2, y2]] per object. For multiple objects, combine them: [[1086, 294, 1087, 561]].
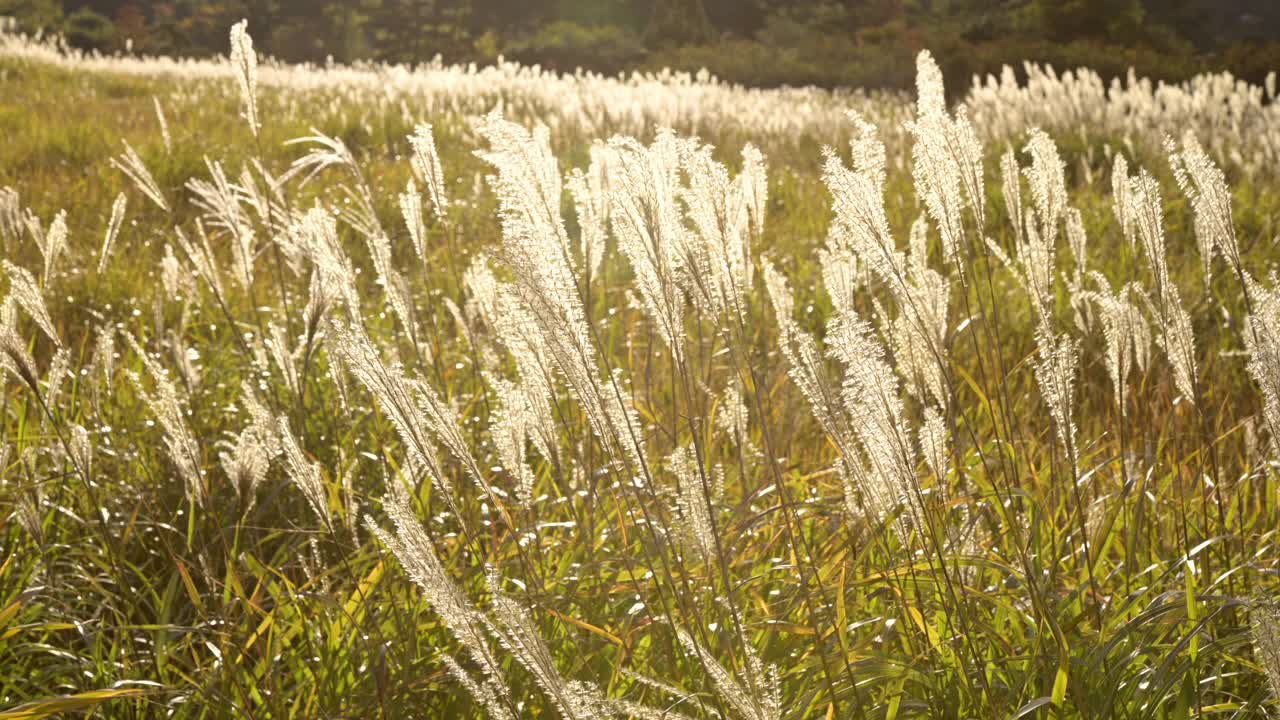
[[408, 123, 450, 216], [1023, 129, 1067, 244], [111, 141, 169, 213], [1032, 327, 1079, 459], [1252, 598, 1280, 705], [366, 479, 507, 688], [229, 20, 259, 137], [278, 417, 331, 531], [1167, 131, 1240, 279], [3, 260, 61, 349], [220, 425, 272, 510], [37, 210, 67, 285], [98, 192, 128, 275], [676, 628, 780, 720], [153, 96, 171, 154], [399, 178, 428, 263]]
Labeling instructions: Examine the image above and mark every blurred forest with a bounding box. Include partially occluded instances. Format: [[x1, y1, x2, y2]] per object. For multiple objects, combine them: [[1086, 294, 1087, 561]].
[[3, 0, 1279, 90]]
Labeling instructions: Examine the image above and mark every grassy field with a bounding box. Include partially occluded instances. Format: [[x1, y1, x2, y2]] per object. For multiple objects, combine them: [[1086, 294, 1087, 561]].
[[2, 28, 1280, 719]]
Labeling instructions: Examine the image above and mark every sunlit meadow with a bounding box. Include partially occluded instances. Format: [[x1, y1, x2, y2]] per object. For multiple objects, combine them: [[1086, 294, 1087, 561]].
[[2, 22, 1280, 719]]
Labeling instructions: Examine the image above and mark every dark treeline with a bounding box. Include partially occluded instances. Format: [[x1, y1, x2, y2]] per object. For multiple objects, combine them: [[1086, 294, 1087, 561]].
[[3, 0, 1279, 91]]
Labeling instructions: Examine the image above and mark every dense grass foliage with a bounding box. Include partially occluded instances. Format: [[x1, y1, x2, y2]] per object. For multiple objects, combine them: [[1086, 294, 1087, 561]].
[[2, 27, 1280, 720]]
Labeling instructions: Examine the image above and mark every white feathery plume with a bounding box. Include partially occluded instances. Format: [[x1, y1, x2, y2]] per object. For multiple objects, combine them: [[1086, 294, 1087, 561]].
[[681, 138, 756, 319], [34, 210, 66, 285], [473, 112, 574, 284], [890, 218, 951, 407], [1002, 147, 1025, 249], [153, 96, 171, 154], [1243, 275, 1280, 445], [488, 374, 538, 507], [0, 187, 22, 246], [909, 112, 966, 264], [278, 417, 332, 531], [187, 158, 255, 289], [675, 628, 780, 720], [1064, 207, 1087, 288], [440, 656, 518, 720], [295, 206, 361, 321], [1083, 275, 1150, 415], [111, 141, 169, 213], [42, 348, 71, 424], [1032, 327, 1079, 460], [824, 115, 908, 293], [486, 571, 613, 720], [126, 334, 203, 505], [220, 424, 273, 512], [98, 193, 127, 274], [282, 129, 361, 188], [1064, 208, 1090, 330], [666, 445, 719, 562], [330, 320, 456, 513], [0, 311, 40, 394], [1168, 132, 1241, 282], [829, 307, 924, 533], [1023, 129, 1067, 245], [606, 131, 690, 359], [301, 267, 338, 358], [399, 178, 428, 263], [341, 324, 491, 506], [487, 287, 559, 461], [238, 380, 278, 450], [1111, 154, 1136, 250], [567, 165, 606, 279], [229, 19, 259, 137], [993, 144, 1058, 323], [408, 123, 450, 217], [284, 133, 396, 300], [173, 220, 226, 302], [819, 245, 862, 318], [1252, 599, 1280, 704], [739, 143, 768, 241], [914, 49, 946, 118], [477, 113, 648, 478], [414, 373, 490, 496], [716, 383, 752, 450], [567, 141, 612, 278], [89, 324, 116, 394], [367, 478, 516, 720], [463, 253, 500, 329], [768, 257, 911, 527], [3, 261, 62, 348], [828, 121, 953, 408], [949, 108, 987, 229], [1080, 272, 1152, 412], [160, 243, 196, 299], [763, 259, 859, 487], [1128, 169, 1170, 291], [473, 113, 579, 314], [264, 322, 300, 396], [1127, 169, 1198, 403], [69, 424, 93, 478], [987, 214, 1054, 325], [907, 52, 986, 261], [920, 406, 950, 483]]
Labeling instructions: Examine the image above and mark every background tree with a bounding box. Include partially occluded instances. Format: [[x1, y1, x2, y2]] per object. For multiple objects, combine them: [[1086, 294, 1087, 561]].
[[643, 0, 713, 48], [0, 0, 1277, 89]]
